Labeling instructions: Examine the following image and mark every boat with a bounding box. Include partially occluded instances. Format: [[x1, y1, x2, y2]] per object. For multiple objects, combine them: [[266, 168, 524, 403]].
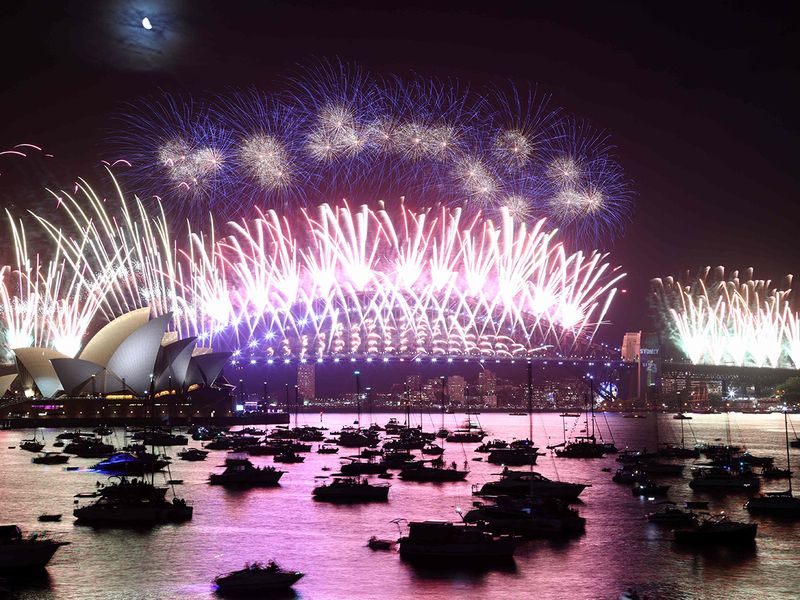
[[475, 469, 587, 500], [0, 525, 68, 572], [37, 514, 62, 522], [420, 443, 444, 456], [555, 436, 605, 458], [673, 413, 692, 420], [399, 460, 468, 482], [612, 469, 647, 484], [746, 411, 800, 515], [312, 476, 390, 502], [131, 430, 189, 446], [91, 452, 169, 476], [367, 536, 395, 550], [337, 427, 378, 448], [446, 428, 486, 443], [214, 561, 304, 593], [52, 440, 65, 448], [317, 444, 339, 454], [487, 446, 540, 466], [19, 438, 44, 453], [339, 457, 388, 475], [73, 477, 193, 525], [622, 413, 647, 419], [646, 503, 697, 525], [475, 439, 508, 453], [559, 413, 581, 418], [632, 480, 669, 497], [177, 448, 209, 461], [761, 466, 792, 479], [398, 520, 516, 562], [209, 456, 285, 486], [93, 426, 113, 436], [688, 467, 760, 491], [463, 496, 585, 538], [639, 462, 684, 476], [32, 452, 69, 465], [63, 438, 115, 458], [673, 515, 757, 545], [273, 450, 305, 463], [508, 412, 527, 416]]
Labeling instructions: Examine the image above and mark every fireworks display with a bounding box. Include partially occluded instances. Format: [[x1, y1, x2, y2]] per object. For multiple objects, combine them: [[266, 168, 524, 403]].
[[652, 267, 800, 369], [0, 175, 624, 363], [113, 63, 631, 243]]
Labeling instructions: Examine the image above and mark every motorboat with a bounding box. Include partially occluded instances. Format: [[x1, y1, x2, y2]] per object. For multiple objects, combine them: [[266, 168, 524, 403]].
[[337, 427, 378, 448], [612, 469, 647, 484], [73, 478, 192, 525], [0, 525, 68, 572], [673, 515, 757, 545], [273, 450, 305, 463], [646, 503, 697, 525], [339, 457, 388, 475], [475, 440, 508, 453], [688, 467, 760, 491], [37, 514, 62, 522], [63, 438, 115, 458], [673, 413, 692, 420], [475, 469, 587, 500], [32, 452, 69, 465], [91, 452, 169, 476], [446, 429, 486, 443], [317, 444, 339, 454], [487, 447, 539, 466], [209, 456, 285, 486], [555, 436, 605, 458], [214, 561, 303, 593], [399, 460, 468, 482], [463, 496, 585, 538], [367, 536, 395, 550], [312, 477, 390, 502], [398, 520, 516, 562], [131, 430, 189, 446], [632, 480, 669, 497], [177, 448, 209, 461], [19, 439, 44, 453], [639, 462, 684, 476], [421, 443, 444, 456], [746, 490, 800, 514]]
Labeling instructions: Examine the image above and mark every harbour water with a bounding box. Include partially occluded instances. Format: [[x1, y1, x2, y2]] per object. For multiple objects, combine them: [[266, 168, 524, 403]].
[[1, 412, 798, 599]]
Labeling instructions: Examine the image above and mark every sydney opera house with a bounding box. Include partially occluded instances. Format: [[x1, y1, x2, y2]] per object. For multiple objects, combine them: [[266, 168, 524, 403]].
[[0, 308, 234, 422]]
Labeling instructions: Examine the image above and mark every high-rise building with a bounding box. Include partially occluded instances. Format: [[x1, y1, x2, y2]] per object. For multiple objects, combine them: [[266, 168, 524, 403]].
[[621, 331, 661, 403], [621, 332, 641, 362], [447, 375, 466, 405], [297, 363, 315, 401], [478, 369, 497, 398]]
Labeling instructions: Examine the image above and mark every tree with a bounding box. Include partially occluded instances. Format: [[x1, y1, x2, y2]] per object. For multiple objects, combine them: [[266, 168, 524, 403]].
[[777, 377, 800, 404]]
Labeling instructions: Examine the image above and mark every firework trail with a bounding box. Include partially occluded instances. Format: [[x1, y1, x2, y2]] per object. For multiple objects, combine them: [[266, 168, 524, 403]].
[[1, 176, 625, 362], [652, 267, 799, 368], [113, 62, 631, 244]]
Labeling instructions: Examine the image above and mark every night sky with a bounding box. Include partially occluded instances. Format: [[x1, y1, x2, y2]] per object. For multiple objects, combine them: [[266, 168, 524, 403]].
[[1, 0, 797, 343]]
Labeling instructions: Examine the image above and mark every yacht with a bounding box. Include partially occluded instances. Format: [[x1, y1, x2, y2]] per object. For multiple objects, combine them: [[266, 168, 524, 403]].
[[92, 452, 169, 476], [673, 413, 692, 420], [420, 443, 444, 456], [214, 561, 304, 593], [339, 457, 388, 475], [673, 515, 757, 545], [209, 456, 285, 486], [63, 437, 115, 458], [317, 444, 339, 454], [273, 450, 305, 463], [19, 439, 44, 453], [312, 477, 390, 502], [632, 480, 669, 497], [475, 469, 587, 500], [475, 439, 508, 453], [398, 520, 516, 561], [32, 452, 70, 465], [73, 478, 192, 525], [487, 446, 540, 466], [0, 525, 68, 572], [446, 428, 486, 443]]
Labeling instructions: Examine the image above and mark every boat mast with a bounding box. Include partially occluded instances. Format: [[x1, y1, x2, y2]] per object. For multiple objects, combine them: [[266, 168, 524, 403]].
[[527, 360, 534, 481], [786, 410, 793, 496], [440, 376, 446, 430], [589, 378, 596, 441], [354, 370, 361, 429]]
